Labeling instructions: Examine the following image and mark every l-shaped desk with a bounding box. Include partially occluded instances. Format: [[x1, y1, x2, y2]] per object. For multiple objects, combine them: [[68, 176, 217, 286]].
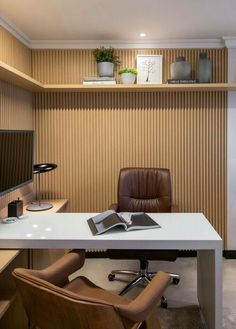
[[0, 212, 222, 329]]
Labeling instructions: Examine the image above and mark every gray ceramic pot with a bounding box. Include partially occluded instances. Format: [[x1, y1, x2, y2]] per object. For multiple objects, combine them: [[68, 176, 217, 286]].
[[197, 52, 212, 83], [98, 62, 114, 77], [170, 56, 191, 80]]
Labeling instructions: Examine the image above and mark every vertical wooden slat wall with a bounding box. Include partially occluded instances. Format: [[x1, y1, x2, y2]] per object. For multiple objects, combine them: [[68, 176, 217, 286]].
[[0, 81, 33, 218], [34, 89, 227, 245], [0, 27, 33, 218], [32, 48, 227, 247], [32, 48, 227, 84], [0, 27, 32, 75], [0, 32, 227, 244]]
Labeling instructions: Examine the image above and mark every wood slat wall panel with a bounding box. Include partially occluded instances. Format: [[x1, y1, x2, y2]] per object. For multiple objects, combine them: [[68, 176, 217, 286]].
[[0, 26, 228, 246], [34, 91, 227, 245], [32, 48, 227, 84], [0, 27, 31, 76], [0, 81, 33, 218]]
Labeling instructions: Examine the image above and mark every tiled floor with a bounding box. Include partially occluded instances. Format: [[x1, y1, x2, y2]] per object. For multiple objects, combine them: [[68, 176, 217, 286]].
[[74, 257, 199, 303], [73, 257, 236, 328]]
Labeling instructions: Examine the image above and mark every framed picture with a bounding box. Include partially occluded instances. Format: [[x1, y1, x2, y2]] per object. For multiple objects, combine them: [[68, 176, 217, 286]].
[[136, 55, 163, 84]]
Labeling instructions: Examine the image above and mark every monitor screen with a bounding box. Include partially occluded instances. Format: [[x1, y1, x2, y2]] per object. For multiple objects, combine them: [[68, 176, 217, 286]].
[[0, 130, 34, 196]]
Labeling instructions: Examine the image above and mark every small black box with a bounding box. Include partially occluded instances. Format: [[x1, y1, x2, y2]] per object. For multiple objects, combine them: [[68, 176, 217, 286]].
[[8, 200, 23, 218]]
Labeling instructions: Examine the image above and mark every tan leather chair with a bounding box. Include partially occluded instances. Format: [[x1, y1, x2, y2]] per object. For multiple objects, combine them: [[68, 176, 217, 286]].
[[107, 168, 180, 307], [12, 249, 170, 329]]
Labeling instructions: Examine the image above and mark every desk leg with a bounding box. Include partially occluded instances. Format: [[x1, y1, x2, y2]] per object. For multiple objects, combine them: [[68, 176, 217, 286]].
[[197, 248, 222, 329]]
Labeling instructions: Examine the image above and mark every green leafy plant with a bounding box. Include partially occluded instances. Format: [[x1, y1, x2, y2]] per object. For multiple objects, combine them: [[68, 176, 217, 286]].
[[118, 68, 138, 75], [93, 47, 120, 64]]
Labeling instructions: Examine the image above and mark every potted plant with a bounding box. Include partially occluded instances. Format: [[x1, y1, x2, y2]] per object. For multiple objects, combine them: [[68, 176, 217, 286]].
[[93, 47, 120, 77], [119, 68, 137, 84]]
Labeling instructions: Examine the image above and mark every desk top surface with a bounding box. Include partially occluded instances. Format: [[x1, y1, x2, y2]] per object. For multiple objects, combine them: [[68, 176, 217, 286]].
[[0, 213, 222, 250]]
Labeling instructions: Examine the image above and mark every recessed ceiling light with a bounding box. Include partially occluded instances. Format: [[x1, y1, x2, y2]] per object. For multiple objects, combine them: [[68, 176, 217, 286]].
[[140, 33, 146, 37]]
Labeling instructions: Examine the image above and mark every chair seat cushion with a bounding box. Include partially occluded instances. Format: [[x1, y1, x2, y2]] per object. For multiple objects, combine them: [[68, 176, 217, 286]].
[[64, 276, 131, 305]]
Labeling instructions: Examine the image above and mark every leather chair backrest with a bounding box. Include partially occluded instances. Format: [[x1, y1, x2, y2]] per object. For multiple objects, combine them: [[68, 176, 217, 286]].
[[118, 168, 172, 212], [13, 269, 127, 329]]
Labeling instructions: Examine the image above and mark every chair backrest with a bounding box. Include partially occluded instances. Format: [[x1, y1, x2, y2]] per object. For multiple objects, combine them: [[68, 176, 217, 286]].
[[117, 168, 172, 212], [12, 269, 128, 329]]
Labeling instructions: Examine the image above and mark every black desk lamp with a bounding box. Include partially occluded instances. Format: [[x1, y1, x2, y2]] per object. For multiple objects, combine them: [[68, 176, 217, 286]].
[[27, 163, 57, 211]]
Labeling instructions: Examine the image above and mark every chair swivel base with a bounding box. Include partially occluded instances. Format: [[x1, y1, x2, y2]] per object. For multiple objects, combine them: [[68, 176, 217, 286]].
[[26, 202, 53, 211], [108, 260, 180, 308]]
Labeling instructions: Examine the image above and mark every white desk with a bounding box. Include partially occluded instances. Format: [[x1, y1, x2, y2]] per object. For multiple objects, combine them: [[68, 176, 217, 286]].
[[0, 212, 222, 329]]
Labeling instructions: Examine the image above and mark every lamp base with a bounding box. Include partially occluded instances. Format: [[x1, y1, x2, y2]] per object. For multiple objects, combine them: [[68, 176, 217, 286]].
[[26, 202, 53, 211]]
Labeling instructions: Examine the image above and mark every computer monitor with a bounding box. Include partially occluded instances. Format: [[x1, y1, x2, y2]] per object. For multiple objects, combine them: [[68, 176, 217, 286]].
[[0, 130, 34, 196]]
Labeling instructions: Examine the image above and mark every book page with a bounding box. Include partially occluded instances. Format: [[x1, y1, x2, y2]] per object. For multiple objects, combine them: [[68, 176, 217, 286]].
[[88, 211, 126, 235], [118, 212, 144, 225], [96, 213, 122, 230], [127, 213, 161, 230], [91, 210, 116, 224]]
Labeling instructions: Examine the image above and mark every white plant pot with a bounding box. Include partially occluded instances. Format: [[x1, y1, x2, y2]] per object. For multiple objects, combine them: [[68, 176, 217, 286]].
[[97, 62, 114, 77], [120, 73, 136, 84]]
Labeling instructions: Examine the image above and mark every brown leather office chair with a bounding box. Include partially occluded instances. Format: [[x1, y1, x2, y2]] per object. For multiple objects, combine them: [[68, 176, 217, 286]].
[[12, 249, 170, 329], [107, 168, 180, 307]]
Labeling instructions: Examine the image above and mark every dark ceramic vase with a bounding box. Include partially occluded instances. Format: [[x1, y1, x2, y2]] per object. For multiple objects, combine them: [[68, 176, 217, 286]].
[[170, 56, 191, 80], [197, 52, 212, 83]]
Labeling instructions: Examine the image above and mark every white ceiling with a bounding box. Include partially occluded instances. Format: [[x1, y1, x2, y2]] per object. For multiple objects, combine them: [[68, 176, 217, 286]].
[[0, 0, 236, 43]]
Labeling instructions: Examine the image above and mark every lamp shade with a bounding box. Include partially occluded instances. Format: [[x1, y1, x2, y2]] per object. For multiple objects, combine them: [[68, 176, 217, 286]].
[[26, 163, 57, 211], [33, 163, 57, 175]]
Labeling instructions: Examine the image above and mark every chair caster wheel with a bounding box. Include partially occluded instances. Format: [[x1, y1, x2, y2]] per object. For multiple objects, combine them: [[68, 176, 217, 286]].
[[108, 273, 115, 281], [160, 296, 168, 308], [172, 277, 180, 285]]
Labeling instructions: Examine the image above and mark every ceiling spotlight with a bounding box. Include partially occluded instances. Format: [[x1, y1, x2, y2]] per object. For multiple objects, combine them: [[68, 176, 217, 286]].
[[140, 33, 146, 37]]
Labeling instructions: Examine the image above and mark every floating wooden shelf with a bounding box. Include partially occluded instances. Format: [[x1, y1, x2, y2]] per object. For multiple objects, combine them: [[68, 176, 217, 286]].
[[0, 250, 20, 274], [0, 293, 16, 318], [44, 83, 236, 92], [0, 61, 43, 91], [1, 60, 236, 92], [0, 249, 26, 324]]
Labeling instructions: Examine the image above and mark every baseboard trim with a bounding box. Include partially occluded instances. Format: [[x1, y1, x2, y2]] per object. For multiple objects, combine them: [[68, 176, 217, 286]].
[[223, 250, 236, 259]]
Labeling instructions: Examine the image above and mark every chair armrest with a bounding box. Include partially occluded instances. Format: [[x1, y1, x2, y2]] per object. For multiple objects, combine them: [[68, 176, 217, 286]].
[[39, 249, 85, 286], [171, 204, 179, 212], [116, 272, 170, 322], [109, 203, 119, 211]]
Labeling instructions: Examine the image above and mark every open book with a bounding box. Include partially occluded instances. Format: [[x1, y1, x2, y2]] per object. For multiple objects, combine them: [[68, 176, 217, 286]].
[[87, 210, 161, 235]]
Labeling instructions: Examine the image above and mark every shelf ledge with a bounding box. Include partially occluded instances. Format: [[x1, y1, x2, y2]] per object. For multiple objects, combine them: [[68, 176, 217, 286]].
[[1, 61, 236, 92], [0, 293, 16, 318], [0, 250, 20, 273]]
